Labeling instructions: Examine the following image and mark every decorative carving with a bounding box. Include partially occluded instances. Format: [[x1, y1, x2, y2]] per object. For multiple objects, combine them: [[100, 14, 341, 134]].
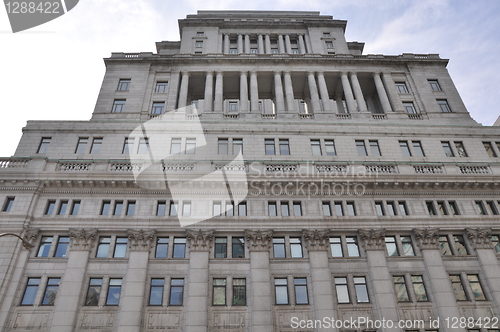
[[466, 228, 493, 249], [302, 229, 330, 251], [127, 229, 156, 251], [359, 229, 386, 250], [69, 228, 97, 250], [245, 229, 273, 251], [185, 229, 214, 251], [22, 227, 40, 248], [413, 228, 440, 250]]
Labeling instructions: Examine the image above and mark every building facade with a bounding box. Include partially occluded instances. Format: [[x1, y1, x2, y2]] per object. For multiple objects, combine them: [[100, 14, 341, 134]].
[[0, 10, 499, 332]]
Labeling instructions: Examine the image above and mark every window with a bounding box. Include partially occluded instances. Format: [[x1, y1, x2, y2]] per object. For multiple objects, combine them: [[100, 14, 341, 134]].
[[238, 202, 247, 216], [37, 137, 51, 154], [325, 41, 334, 48], [232, 237, 245, 258], [230, 48, 237, 54], [294, 278, 308, 304], [185, 138, 196, 154], [375, 202, 385, 216], [290, 238, 303, 258], [155, 82, 168, 93], [168, 138, 181, 155], [311, 139, 321, 156], [117, 79, 130, 91], [346, 202, 356, 216], [268, 201, 277, 216], [438, 99, 452, 112], [169, 279, 184, 305], [37, 236, 53, 257], [385, 236, 398, 256], [113, 201, 123, 216], [395, 82, 409, 94], [149, 279, 164, 306], [325, 139, 336, 155], [439, 234, 469, 256], [334, 277, 350, 303], [467, 274, 486, 301], [137, 138, 149, 154], [455, 141, 467, 157], [233, 138, 243, 154], [113, 237, 128, 258], [412, 275, 428, 301], [271, 48, 278, 54], [485, 201, 499, 215], [157, 201, 166, 216], [229, 101, 238, 111], [101, 201, 111, 215], [386, 201, 397, 216], [475, 201, 487, 215], [399, 141, 412, 156], [393, 276, 410, 302], [398, 201, 409, 215], [106, 279, 122, 305], [122, 138, 133, 154], [354, 277, 369, 303], [21, 278, 41, 305], [96, 237, 111, 258], [426, 201, 437, 215], [173, 238, 186, 258], [213, 279, 226, 305], [196, 31, 204, 36], [412, 141, 425, 156], [385, 236, 415, 257], [428, 79, 441, 91], [281, 201, 290, 216], [2, 197, 14, 212], [453, 235, 468, 255], [274, 278, 288, 304], [401, 236, 415, 255], [45, 200, 56, 215], [58, 201, 68, 215], [250, 48, 258, 54], [369, 140, 381, 156], [323, 32, 331, 37], [182, 201, 191, 216], [450, 275, 467, 301], [265, 139, 275, 155], [213, 201, 222, 216], [151, 102, 165, 115], [41, 278, 60, 305], [112, 99, 126, 113], [215, 238, 227, 258], [292, 48, 299, 54], [85, 278, 102, 306], [233, 279, 246, 305], [330, 236, 360, 257], [71, 200, 80, 215], [355, 140, 367, 156], [218, 138, 229, 155], [483, 142, 497, 157], [54, 236, 69, 257], [279, 139, 290, 155], [293, 202, 302, 216], [322, 201, 331, 216], [334, 201, 343, 216], [195, 41, 203, 48], [442, 141, 454, 157], [75, 137, 88, 154], [90, 138, 103, 154], [169, 201, 178, 216], [403, 102, 417, 114], [273, 238, 286, 258], [155, 238, 169, 258]]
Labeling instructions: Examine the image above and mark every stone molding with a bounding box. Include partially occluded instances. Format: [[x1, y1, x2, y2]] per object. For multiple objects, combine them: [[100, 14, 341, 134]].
[[22, 227, 40, 248], [69, 228, 97, 251], [302, 229, 330, 251], [413, 228, 440, 250], [359, 229, 386, 250], [186, 229, 214, 251], [466, 228, 493, 250], [245, 229, 273, 251], [127, 229, 156, 251]]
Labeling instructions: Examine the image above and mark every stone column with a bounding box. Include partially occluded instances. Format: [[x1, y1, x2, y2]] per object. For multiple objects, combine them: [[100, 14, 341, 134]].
[[214, 72, 223, 113], [240, 71, 248, 112], [341, 72, 357, 113], [302, 230, 336, 320], [204, 72, 214, 113], [298, 34, 306, 54], [166, 71, 180, 111], [218, 34, 223, 53], [466, 228, 500, 309], [284, 35, 292, 54], [359, 229, 400, 332], [278, 34, 285, 53], [237, 34, 243, 54], [185, 230, 214, 332], [244, 34, 250, 53], [117, 230, 156, 332], [178, 72, 190, 110], [317, 72, 332, 112], [305, 34, 313, 54], [265, 34, 271, 54], [283, 71, 295, 112], [350, 72, 368, 112], [245, 230, 273, 332], [413, 228, 463, 332], [258, 34, 264, 54], [223, 34, 230, 54], [373, 72, 392, 113], [274, 71, 285, 113], [250, 71, 259, 112], [381, 72, 401, 112], [307, 72, 321, 113]]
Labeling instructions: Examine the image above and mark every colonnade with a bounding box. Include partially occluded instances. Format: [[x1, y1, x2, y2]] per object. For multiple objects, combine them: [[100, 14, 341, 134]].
[[222, 33, 309, 54]]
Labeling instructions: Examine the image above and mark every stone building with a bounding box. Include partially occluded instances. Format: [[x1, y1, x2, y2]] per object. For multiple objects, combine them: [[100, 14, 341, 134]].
[[0, 10, 499, 332]]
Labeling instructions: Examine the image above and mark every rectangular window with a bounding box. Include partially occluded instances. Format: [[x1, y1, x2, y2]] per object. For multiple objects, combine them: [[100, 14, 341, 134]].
[[334, 277, 349, 303], [113, 237, 128, 258], [395, 82, 409, 94], [293, 202, 302, 216], [403, 102, 417, 114], [375, 202, 385, 216], [439, 235, 452, 256], [45, 200, 56, 215], [149, 279, 164, 306], [265, 139, 275, 155], [324, 139, 336, 156], [90, 137, 103, 154], [113, 201, 123, 216], [412, 141, 425, 156], [294, 278, 308, 304], [437, 201, 448, 215], [325, 41, 334, 48], [58, 200, 68, 215], [369, 140, 381, 156], [218, 138, 228, 155], [183, 138, 196, 155], [275, 278, 289, 304], [2, 197, 15, 212], [238, 202, 247, 216], [229, 101, 238, 111], [41, 278, 60, 305], [85, 278, 102, 306], [250, 48, 258, 53], [426, 201, 436, 215], [155, 82, 168, 93], [112, 99, 126, 113], [330, 237, 343, 257], [21, 278, 41, 305], [399, 141, 411, 156], [322, 201, 331, 216], [213, 279, 226, 305], [398, 201, 409, 215], [467, 275, 486, 301], [271, 48, 278, 54], [401, 236, 415, 256], [70, 200, 80, 215], [170, 138, 181, 155], [354, 277, 369, 303], [37, 137, 51, 154], [279, 139, 290, 155], [233, 279, 246, 305], [230, 48, 237, 54], [54, 236, 69, 257], [486, 201, 499, 215], [122, 138, 133, 154], [173, 238, 186, 258], [96, 237, 111, 258], [411, 275, 428, 302], [195, 41, 203, 48], [106, 279, 122, 305], [75, 137, 88, 154], [233, 138, 243, 155], [448, 201, 460, 215], [37, 236, 53, 257], [450, 275, 467, 301], [182, 201, 191, 216], [453, 235, 468, 255], [475, 201, 487, 215], [157, 201, 166, 216], [346, 202, 356, 216], [213, 201, 221, 216], [323, 32, 331, 37], [155, 237, 169, 258], [137, 138, 149, 154], [483, 142, 497, 157], [393, 276, 410, 302], [273, 238, 286, 258], [438, 99, 452, 112], [385, 236, 398, 256], [334, 201, 344, 216], [455, 141, 467, 157], [355, 140, 367, 156], [232, 237, 245, 258], [387, 201, 396, 216], [125, 201, 135, 216], [346, 237, 360, 257], [101, 201, 111, 215], [151, 102, 165, 115], [169, 201, 178, 216], [223, 201, 232, 216], [268, 201, 277, 216], [215, 238, 227, 258], [310, 139, 322, 156], [169, 279, 184, 305], [290, 238, 303, 258], [117, 79, 130, 91], [281, 201, 290, 216], [428, 79, 441, 91], [493, 235, 500, 253]]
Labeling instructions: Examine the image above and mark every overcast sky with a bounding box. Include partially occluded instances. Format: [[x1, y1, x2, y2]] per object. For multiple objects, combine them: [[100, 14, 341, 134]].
[[0, 0, 499, 157]]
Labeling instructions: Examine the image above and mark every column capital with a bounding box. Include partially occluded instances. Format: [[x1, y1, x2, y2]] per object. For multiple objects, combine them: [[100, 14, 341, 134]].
[[302, 229, 331, 251], [249, 70, 258, 76], [307, 71, 316, 76], [349, 72, 358, 77], [466, 228, 493, 249], [69, 228, 97, 251], [413, 228, 440, 250], [273, 71, 282, 76], [186, 229, 214, 251], [340, 71, 349, 77], [372, 71, 382, 77], [359, 228, 386, 250], [205, 71, 214, 76], [22, 227, 40, 248], [316, 71, 325, 76], [283, 70, 292, 76], [181, 71, 190, 77], [245, 229, 273, 251], [239, 70, 248, 76], [127, 229, 156, 251]]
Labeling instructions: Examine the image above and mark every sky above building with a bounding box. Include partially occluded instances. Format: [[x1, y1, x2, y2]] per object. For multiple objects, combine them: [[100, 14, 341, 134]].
[[0, 0, 499, 157]]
